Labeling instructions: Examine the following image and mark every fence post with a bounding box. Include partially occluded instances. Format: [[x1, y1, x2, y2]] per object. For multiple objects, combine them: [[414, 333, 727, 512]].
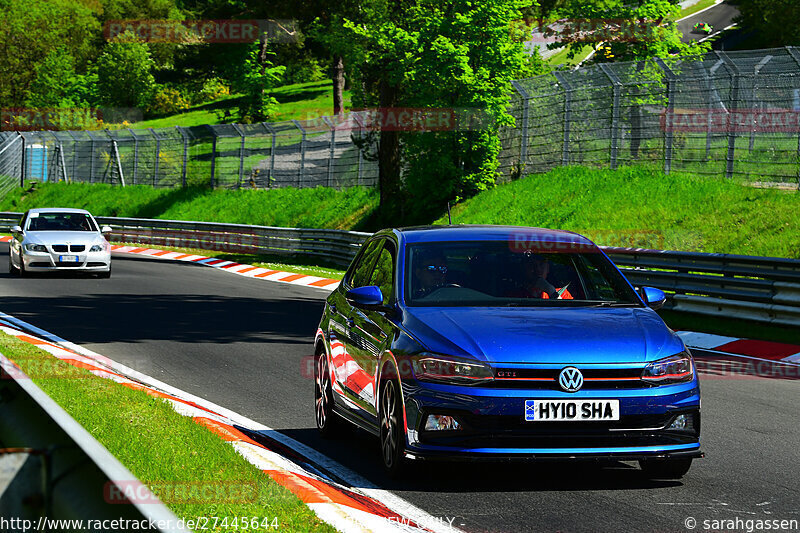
[[207, 125, 217, 188], [656, 58, 676, 175], [353, 112, 365, 186], [750, 55, 773, 153], [127, 129, 138, 185], [177, 126, 188, 187], [553, 72, 572, 167], [599, 64, 622, 170], [18, 133, 26, 186], [716, 51, 739, 179], [510, 81, 530, 172], [786, 48, 800, 188], [148, 128, 160, 186], [322, 116, 336, 188], [292, 119, 306, 188], [87, 130, 96, 183], [262, 122, 276, 189], [232, 123, 246, 188]]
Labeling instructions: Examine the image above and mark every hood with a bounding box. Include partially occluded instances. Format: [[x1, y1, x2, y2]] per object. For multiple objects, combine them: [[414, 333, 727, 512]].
[[402, 306, 683, 364], [26, 231, 102, 245]]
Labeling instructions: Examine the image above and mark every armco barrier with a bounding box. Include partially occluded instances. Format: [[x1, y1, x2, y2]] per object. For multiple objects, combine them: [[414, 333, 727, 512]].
[[0, 352, 187, 530], [2, 212, 800, 325]]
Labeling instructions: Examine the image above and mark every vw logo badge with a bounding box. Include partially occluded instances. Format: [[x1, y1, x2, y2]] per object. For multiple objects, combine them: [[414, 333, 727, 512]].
[[558, 367, 583, 392]]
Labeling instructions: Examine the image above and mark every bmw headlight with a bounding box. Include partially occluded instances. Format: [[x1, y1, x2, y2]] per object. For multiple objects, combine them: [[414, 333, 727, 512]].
[[642, 352, 694, 384], [412, 354, 493, 385], [24, 243, 47, 253], [90, 244, 105, 252]]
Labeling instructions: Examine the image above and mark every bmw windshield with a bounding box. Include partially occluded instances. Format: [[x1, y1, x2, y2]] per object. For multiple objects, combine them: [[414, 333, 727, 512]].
[[26, 212, 98, 232], [405, 240, 642, 307]]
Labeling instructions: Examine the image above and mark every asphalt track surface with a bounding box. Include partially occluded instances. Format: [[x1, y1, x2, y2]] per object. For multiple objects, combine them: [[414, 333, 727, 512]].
[[1, 248, 798, 533], [678, 1, 740, 44]]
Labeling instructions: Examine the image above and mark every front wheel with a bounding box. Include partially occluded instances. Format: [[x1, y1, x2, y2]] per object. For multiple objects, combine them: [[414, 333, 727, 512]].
[[314, 350, 343, 436], [639, 458, 693, 479], [8, 257, 18, 276], [379, 379, 406, 477]]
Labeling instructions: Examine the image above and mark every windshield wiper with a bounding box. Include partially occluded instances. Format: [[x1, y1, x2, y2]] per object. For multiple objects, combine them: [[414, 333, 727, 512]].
[[585, 301, 638, 307]]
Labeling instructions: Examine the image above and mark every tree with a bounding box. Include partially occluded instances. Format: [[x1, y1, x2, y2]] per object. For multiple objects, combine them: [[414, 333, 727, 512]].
[[96, 33, 157, 109], [337, 0, 536, 222], [231, 43, 285, 123], [733, 0, 800, 47]]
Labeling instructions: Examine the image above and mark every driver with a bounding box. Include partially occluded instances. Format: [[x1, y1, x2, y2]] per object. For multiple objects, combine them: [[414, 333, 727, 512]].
[[413, 249, 449, 299], [521, 253, 573, 300]]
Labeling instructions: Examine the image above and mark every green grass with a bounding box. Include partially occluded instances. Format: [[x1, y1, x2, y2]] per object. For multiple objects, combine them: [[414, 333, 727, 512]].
[[546, 44, 595, 67], [673, 0, 720, 21], [0, 333, 335, 532], [121, 80, 352, 129], [438, 165, 800, 258], [0, 182, 377, 230]]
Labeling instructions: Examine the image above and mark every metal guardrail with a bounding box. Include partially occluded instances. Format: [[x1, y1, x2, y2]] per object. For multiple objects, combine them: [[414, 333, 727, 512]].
[[0, 352, 187, 530], [2, 212, 799, 325]]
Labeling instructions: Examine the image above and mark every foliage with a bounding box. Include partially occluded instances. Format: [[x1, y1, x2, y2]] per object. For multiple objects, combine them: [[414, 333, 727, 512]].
[[336, 0, 536, 224], [230, 44, 285, 123], [733, 0, 800, 47], [148, 86, 191, 115], [96, 33, 158, 109], [197, 77, 231, 103]]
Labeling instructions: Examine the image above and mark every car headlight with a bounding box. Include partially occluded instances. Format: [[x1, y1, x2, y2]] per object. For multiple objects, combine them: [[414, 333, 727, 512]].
[[412, 354, 493, 385], [642, 352, 694, 384], [90, 244, 105, 252], [24, 243, 47, 253]]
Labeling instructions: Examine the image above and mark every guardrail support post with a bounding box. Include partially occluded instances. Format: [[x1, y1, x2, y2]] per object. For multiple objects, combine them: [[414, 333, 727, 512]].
[[553, 72, 572, 167], [599, 64, 623, 170], [510, 81, 530, 173]]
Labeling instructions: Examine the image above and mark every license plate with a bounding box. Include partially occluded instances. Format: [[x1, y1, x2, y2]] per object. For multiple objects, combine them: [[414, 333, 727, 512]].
[[525, 399, 620, 421], [59, 255, 79, 262]]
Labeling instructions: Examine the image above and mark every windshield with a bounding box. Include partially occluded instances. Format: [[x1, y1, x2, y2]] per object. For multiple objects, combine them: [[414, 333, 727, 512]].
[[26, 212, 98, 232], [405, 241, 642, 307]]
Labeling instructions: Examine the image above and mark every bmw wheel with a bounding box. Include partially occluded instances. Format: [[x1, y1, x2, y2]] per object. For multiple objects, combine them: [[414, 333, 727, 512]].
[[639, 458, 693, 479], [314, 350, 342, 436], [380, 378, 405, 476], [8, 256, 18, 276]]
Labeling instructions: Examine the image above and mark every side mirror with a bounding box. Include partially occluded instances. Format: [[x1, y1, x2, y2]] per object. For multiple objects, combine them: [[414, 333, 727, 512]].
[[10, 225, 22, 234], [346, 286, 384, 308], [101, 225, 113, 235], [640, 286, 666, 311]]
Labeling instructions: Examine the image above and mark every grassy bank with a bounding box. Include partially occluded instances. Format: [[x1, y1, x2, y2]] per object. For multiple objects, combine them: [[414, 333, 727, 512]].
[[0, 182, 377, 230], [0, 332, 334, 531], [437, 165, 800, 259]]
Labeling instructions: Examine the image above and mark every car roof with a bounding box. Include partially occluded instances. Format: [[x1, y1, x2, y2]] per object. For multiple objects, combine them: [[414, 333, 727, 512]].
[[393, 224, 596, 246], [27, 207, 92, 215]]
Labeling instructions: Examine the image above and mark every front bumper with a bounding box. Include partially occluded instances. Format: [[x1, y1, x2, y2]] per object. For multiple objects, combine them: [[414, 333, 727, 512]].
[[402, 379, 701, 460], [22, 251, 111, 272]]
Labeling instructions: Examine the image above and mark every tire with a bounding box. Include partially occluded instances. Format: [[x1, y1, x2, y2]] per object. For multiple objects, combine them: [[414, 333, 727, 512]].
[[18, 258, 26, 278], [639, 458, 693, 479], [379, 378, 406, 477], [314, 350, 343, 436], [8, 256, 18, 276]]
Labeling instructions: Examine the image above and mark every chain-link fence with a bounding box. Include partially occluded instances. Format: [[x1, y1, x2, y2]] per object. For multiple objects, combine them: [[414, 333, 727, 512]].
[[500, 47, 800, 186], [1, 112, 378, 192], [2, 48, 799, 197]]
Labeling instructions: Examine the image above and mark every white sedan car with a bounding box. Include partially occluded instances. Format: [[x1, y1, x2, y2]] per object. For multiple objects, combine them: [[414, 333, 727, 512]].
[[8, 208, 112, 278]]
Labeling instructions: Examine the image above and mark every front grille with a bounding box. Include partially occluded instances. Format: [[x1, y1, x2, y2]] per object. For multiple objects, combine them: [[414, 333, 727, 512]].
[[54, 262, 83, 267], [29, 262, 51, 268], [52, 245, 68, 252], [70, 245, 85, 252], [87, 262, 106, 267], [490, 367, 650, 390]]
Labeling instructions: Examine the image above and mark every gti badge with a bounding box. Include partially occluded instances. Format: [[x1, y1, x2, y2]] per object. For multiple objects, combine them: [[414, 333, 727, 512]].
[[558, 367, 583, 392]]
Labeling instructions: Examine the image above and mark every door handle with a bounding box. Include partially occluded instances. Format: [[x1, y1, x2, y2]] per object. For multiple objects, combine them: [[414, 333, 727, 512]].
[[346, 318, 355, 328]]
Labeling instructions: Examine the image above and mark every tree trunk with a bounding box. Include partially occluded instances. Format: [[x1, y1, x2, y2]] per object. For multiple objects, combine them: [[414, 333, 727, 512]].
[[378, 80, 402, 217], [332, 55, 345, 116]]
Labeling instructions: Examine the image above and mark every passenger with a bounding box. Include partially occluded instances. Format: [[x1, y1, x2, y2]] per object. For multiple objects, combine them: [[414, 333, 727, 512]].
[[521, 253, 573, 299]]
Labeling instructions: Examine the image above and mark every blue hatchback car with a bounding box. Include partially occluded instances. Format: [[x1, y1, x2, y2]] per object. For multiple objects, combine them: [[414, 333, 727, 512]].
[[314, 226, 701, 477]]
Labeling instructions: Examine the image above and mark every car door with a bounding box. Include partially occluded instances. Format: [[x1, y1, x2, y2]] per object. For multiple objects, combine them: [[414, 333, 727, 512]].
[[327, 238, 383, 411], [346, 240, 396, 417]]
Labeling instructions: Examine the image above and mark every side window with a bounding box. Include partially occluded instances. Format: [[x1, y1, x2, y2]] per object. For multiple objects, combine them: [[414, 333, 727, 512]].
[[369, 244, 396, 304], [349, 240, 383, 288]]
